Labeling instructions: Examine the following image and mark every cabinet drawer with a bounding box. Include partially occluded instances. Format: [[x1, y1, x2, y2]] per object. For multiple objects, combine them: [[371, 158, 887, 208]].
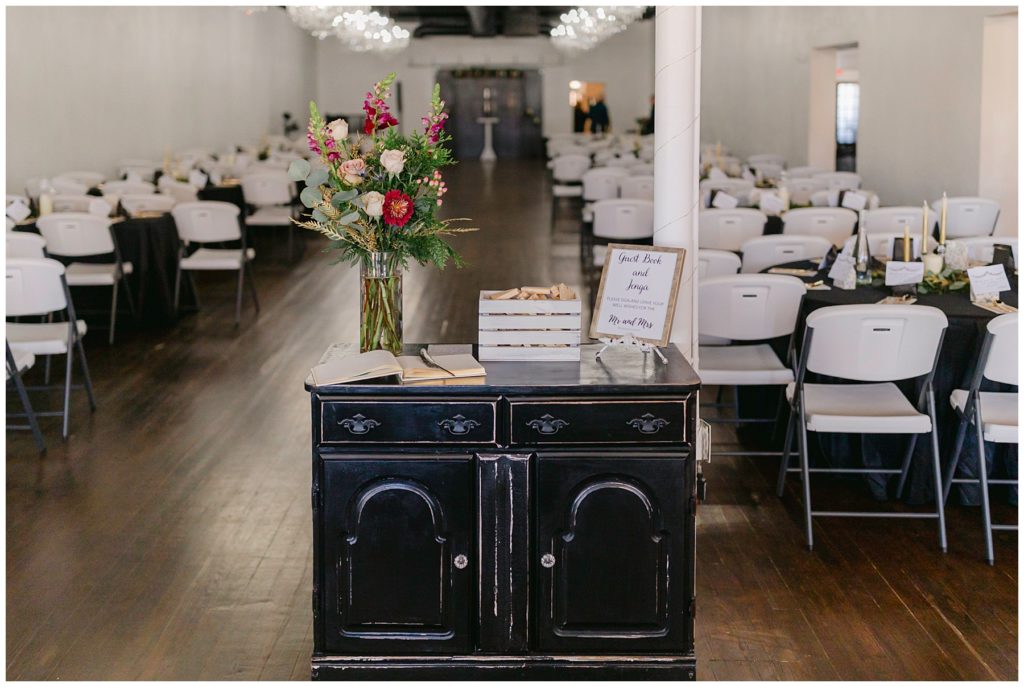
[[510, 399, 686, 446], [321, 399, 497, 445]]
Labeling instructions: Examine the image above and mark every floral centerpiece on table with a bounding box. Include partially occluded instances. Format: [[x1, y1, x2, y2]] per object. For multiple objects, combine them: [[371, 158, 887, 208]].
[[290, 72, 475, 354]]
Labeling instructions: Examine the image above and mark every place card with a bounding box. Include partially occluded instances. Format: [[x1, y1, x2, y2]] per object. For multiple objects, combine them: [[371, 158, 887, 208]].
[[968, 264, 1011, 301], [884, 261, 924, 286], [840, 191, 868, 211], [188, 170, 208, 188], [759, 191, 786, 215], [708, 167, 728, 181], [6, 199, 31, 222], [88, 199, 112, 217], [828, 253, 857, 290], [711, 191, 738, 209]]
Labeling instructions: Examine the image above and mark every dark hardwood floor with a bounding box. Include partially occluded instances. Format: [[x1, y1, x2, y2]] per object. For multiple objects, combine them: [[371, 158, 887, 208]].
[[6, 159, 1017, 680]]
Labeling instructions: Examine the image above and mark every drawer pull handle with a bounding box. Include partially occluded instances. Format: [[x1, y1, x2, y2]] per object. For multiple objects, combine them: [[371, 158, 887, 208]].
[[438, 414, 480, 436], [454, 554, 469, 570], [541, 553, 556, 569], [628, 413, 670, 435], [527, 414, 569, 435], [338, 414, 381, 435]]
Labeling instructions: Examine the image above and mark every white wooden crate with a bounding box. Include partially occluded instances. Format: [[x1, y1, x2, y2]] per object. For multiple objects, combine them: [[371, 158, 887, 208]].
[[478, 290, 582, 362]]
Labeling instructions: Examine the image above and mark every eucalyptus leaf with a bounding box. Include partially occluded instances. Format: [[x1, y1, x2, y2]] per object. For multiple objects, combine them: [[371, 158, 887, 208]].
[[331, 189, 358, 207], [288, 159, 311, 182], [306, 169, 329, 187], [338, 211, 361, 225], [311, 209, 328, 224], [300, 186, 322, 208]]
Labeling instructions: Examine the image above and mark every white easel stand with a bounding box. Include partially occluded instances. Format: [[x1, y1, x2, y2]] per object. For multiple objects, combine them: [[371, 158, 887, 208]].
[[594, 334, 668, 364]]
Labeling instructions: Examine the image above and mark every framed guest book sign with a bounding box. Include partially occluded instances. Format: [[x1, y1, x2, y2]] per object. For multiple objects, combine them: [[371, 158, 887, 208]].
[[590, 244, 687, 347]]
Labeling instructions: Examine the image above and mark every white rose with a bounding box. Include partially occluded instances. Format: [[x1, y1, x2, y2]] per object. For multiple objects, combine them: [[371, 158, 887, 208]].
[[379, 149, 406, 175], [327, 119, 349, 141], [361, 191, 385, 218]]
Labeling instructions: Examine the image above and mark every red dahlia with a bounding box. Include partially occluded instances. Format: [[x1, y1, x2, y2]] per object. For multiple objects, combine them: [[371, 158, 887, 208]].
[[382, 190, 414, 227]]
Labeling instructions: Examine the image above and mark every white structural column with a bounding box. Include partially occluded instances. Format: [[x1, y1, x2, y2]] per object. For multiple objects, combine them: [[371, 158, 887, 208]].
[[654, 6, 701, 364]]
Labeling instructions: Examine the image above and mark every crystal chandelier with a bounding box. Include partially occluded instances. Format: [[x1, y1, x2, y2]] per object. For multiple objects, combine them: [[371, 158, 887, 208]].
[[550, 6, 646, 53], [286, 6, 410, 52]]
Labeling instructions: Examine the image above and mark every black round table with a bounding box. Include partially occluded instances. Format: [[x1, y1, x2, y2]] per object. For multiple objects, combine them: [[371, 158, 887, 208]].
[[739, 260, 1017, 507]]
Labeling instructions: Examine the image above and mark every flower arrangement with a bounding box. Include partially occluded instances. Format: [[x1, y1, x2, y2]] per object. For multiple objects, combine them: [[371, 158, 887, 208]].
[[290, 72, 472, 270], [289, 73, 475, 353]]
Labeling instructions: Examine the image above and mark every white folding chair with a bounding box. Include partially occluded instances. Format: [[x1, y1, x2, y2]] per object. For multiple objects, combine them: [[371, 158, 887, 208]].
[[102, 180, 156, 196], [699, 274, 806, 456], [786, 166, 823, 179], [700, 179, 754, 208], [37, 213, 135, 344], [944, 313, 1017, 563], [51, 195, 97, 214], [842, 231, 933, 261], [157, 177, 200, 203], [782, 207, 857, 247], [627, 163, 654, 176], [699, 208, 767, 252], [117, 159, 159, 182], [50, 178, 88, 196], [930, 197, 1000, 239], [550, 154, 591, 228], [861, 206, 925, 234], [7, 232, 47, 258], [241, 171, 300, 262], [785, 178, 827, 206], [6, 258, 96, 439], [698, 249, 742, 279], [740, 235, 832, 274], [619, 175, 654, 201], [958, 237, 1018, 266], [582, 168, 627, 214], [750, 162, 783, 181], [590, 199, 654, 280], [171, 201, 259, 326], [814, 171, 861, 190], [120, 194, 176, 215], [747, 154, 786, 168], [810, 188, 880, 210], [54, 171, 104, 189], [7, 342, 45, 453], [777, 304, 949, 551]]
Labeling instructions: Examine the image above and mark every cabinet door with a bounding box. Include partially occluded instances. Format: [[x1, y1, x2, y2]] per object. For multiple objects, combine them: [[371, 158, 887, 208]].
[[321, 457, 474, 654], [534, 454, 691, 653]]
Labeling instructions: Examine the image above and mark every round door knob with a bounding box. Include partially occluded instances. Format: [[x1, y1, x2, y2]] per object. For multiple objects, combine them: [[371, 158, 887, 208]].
[[454, 554, 468, 570], [541, 553, 556, 569]]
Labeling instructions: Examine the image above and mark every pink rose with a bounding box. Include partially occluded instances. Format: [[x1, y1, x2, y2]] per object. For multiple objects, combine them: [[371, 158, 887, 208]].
[[339, 158, 366, 186]]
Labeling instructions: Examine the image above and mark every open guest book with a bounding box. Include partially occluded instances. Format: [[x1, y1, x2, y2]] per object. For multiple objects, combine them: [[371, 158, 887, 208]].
[[309, 349, 485, 386]]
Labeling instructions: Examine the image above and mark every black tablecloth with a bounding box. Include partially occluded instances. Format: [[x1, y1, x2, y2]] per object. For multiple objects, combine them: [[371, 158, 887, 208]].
[[16, 215, 196, 327], [198, 184, 247, 216], [738, 260, 1017, 506]]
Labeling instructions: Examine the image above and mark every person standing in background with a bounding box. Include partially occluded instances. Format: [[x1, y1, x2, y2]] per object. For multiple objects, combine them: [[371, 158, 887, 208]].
[[589, 96, 610, 134], [573, 100, 590, 133], [641, 94, 655, 135]]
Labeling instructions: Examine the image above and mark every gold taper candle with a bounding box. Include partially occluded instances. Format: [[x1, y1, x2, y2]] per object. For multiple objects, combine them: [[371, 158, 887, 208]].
[[903, 226, 911, 262], [939, 192, 947, 245]]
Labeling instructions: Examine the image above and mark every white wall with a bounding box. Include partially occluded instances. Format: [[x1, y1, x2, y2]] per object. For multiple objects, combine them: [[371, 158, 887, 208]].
[[701, 6, 1017, 208], [314, 21, 654, 139], [6, 6, 316, 193], [978, 13, 1018, 236]]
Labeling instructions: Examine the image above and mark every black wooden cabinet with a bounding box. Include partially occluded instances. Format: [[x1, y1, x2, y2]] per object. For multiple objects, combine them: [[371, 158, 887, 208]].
[[307, 344, 700, 680]]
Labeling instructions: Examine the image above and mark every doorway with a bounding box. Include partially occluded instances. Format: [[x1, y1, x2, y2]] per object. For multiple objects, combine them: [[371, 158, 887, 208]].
[[808, 43, 859, 171], [436, 68, 543, 161], [568, 80, 605, 133]]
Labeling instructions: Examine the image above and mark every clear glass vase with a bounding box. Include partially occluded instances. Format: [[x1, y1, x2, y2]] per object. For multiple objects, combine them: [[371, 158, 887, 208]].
[[360, 252, 403, 355]]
